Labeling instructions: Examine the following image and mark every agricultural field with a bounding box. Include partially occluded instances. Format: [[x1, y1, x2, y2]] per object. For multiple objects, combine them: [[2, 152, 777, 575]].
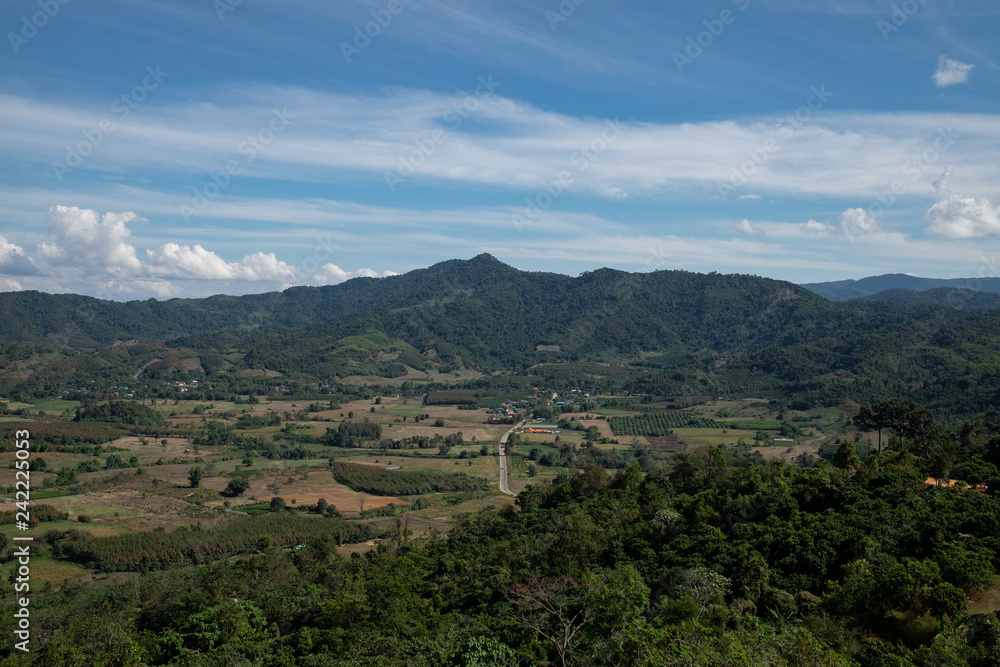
[[0, 389, 699, 592], [608, 412, 721, 437], [671, 427, 762, 447], [1, 395, 520, 549], [338, 368, 484, 386], [28, 398, 81, 413]]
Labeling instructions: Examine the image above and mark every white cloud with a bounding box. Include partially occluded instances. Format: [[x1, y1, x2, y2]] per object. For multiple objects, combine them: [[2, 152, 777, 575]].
[[14, 205, 397, 297], [839, 207, 881, 236], [37, 206, 144, 278], [925, 194, 1000, 239], [0, 278, 23, 292], [99, 279, 178, 298], [146, 244, 296, 281], [802, 219, 835, 234], [3, 88, 999, 201], [0, 236, 37, 275], [307, 264, 398, 285], [734, 219, 765, 236], [933, 56, 974, 87], [738, 194, 761, 200], [800, 208, 881, 238], [239, 252, 298, 281]]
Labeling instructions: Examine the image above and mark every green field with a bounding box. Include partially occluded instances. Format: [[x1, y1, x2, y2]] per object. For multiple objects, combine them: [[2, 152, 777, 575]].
[[377, 403, 427, 417], [672, 427, 760, 446], [29, 398, 81, 413], [0, 519, 135, 540]]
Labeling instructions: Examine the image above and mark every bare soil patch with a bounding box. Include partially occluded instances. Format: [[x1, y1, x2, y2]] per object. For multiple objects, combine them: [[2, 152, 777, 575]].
[[969, 576, 1000, 613]]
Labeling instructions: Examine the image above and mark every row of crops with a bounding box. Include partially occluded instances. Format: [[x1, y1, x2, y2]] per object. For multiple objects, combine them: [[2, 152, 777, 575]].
[[608, 412, 722, 437]]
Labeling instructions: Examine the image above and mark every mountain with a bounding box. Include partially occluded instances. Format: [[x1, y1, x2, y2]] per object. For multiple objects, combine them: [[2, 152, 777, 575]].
[[855, 287, 1000, 311], [174, 256, 843, 374], [5, 255, 1000, 420], [0, 254, 835, 359], [801, 273, 1000, 301]]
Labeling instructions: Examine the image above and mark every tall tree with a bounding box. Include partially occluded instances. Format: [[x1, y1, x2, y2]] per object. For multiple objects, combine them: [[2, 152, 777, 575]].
[[188, 466, 203, 488]]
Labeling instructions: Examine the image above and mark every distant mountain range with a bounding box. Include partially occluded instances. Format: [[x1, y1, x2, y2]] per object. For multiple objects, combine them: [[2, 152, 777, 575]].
[[801, 273, 1000, 301]]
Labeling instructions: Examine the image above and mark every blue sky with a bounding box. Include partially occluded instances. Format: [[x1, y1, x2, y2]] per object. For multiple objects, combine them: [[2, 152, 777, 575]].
[[1, 0, 998, 298]]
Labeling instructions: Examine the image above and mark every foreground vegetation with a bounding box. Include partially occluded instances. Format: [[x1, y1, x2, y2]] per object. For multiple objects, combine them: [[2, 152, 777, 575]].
[[1, 447, 998, 665]]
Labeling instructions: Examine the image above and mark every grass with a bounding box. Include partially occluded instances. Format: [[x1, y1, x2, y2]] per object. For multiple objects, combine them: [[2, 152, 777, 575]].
[[672, 427, 759, 446], [377, 403, 427, 418], [344, 453, 499, 477], [29, 398, 81, 413], [24, 491, 77, 500], [0, 556, 88, 590], [408, 494, 514, 522], [0, 519, 135, 540]]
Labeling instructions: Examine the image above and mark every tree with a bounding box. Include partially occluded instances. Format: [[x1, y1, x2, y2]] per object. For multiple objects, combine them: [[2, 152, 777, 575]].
[[507, 576, 593, 667], [188, 466, 203, 488], [924, 582, 968, 630], [855, 402, 889, 455], [269, 497, 286, 512], [459, 636, 517, 666], [570, 464, 609, 498], [887, 399, 936, 455], [834, 441, 859, 469], [225, 477, 251, 496]]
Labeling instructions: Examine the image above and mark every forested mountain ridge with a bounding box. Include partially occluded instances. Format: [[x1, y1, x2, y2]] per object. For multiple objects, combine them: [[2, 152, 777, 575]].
[[6, 256, 1000, 420], [221, 259, 843, 373], [0, 255, 827, 357], [802, 273, 1000, 301], [852, 288, 1000, 311]]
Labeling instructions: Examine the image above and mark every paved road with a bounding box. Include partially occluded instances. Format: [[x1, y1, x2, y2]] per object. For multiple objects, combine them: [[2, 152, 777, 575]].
[[498, 422, 524, 496]]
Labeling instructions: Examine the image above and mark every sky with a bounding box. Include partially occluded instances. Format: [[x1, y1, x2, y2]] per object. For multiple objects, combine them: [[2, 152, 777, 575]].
[[0, 0, 998, 299]]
